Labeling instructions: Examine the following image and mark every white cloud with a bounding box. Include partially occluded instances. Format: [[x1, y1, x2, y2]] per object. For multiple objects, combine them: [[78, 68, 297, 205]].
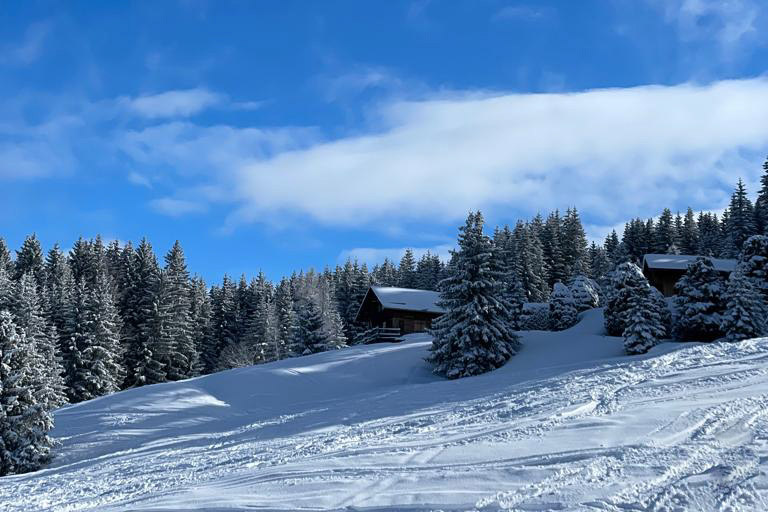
[[493, 5, 551, 22], [127, 171, 152, 188], [339, 245, 454, 266], [126, 88, 224, 119], [149, 197, 207, 217], [0, 22, 51, 65], [654, 0, 764, 56], [222, 78, 768, 230]]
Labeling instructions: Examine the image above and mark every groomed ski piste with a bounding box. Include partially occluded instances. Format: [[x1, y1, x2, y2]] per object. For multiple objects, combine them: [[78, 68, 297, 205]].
[[3, 309, 768, 511]]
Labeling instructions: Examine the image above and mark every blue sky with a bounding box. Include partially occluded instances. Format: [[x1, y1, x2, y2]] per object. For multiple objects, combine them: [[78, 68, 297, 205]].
[[2, 0, 768, 282]]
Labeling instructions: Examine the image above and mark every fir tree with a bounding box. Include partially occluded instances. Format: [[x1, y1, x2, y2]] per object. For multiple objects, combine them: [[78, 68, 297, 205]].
[[679, 207, 699, 255], [569, 275, 600, 312], [549, 282, 578, 331], [722, 179, 755, 257], [673, 257, 726, 342], [513, 220, 549, 302], [122, 239, 166, 387], [415, 252, 443, 291], [204, 276, 238, 373], [0, 238, 11, 275], [427, 211, 520, 379], [274, 278, 296, 358], [397, 249, 417, 288], [12, 273, 67, 409], [756, 157, 768, 235], [735, 235, 768, 304], [295, 298, 328, 355], [0, 311, 54, 476], [604, 230, 621, 264], [697, 212, 722, 257], [189, 276, 211, 375], [161, 241, 196, 380], [654, 208, 677, 254], [372, 258, 398, 286], [587, 243, 611, 284], [562, 208, 589, 278], [720, 270, 767, 342], [604, 262, 648, 336], [623, 280, 666, 355], [540, 211, 566, 287], [13, 234, 45, 287]]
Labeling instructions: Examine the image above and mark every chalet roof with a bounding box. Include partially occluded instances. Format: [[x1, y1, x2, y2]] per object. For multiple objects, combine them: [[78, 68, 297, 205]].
[[642, 254, 737, 273], [369, 286, 445, 314]]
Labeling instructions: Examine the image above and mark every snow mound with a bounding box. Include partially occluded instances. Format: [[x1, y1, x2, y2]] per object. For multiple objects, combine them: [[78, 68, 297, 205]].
[[3, 309, 768, 511]]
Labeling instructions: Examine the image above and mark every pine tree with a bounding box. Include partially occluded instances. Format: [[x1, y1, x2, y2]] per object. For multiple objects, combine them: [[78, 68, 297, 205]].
[[604, 262, 648, 337], [0, 311, 54, 476], [735, 235, 768, 304], [415, 252, 443, 291], [12, 274, 67, 409], [189, 276, 211, 374], [372, 258, 398, 286], [295, 298, 328, 355], [493, 225, 525, 329], [673, 257, 727, 342], [569, 275, 601, 312], [204, 276, 238, 373], [562, 208, 589, 278], [604, 230, 621, 264], [122, 239, 166, 387], [0, 268, 12, 312], [623, 280, 666, 355], [679, 207, 699, 254], [76, 272, 124, 400], [274, 279, 296, 359], [13, 234, 45, 287], [540, 211, 566, 287], [697, 212, 722, 257], [427, 211, 520, 379], [161, 241, 196, 380], [722, 179, 756, 257], [549, 282, 578, 331], [0, 238, 11, 275], [654, 208, 677, 254], [720, 270, 767, 342], [398, 249, 417, 288], [587, 243, 612, 283], [755, 157, 768, 235], [513, 220, 549, 302]]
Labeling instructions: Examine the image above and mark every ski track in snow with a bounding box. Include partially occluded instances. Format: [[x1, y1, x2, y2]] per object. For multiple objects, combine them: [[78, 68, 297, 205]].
[[3, 309, 768, 511]]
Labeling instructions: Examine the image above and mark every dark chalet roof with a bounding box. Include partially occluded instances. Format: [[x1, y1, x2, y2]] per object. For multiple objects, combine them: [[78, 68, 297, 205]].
[[642, 254, 737, 273], [354, 286, 445, 323]]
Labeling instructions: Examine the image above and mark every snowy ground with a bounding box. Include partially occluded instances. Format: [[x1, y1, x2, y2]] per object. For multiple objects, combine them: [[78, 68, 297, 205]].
[[3, 309, 768, 511]]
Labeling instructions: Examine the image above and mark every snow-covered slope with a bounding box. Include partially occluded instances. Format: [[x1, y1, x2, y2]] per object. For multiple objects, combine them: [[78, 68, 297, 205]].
[[3, 309, 768, 511]]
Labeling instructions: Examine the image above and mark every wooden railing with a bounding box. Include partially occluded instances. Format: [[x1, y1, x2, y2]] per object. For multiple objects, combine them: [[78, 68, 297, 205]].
[[356, 327, 402, 344]]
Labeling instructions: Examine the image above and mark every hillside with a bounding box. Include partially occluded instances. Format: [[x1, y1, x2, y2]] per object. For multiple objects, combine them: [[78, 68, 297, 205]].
[[2, 309, 768, 511]]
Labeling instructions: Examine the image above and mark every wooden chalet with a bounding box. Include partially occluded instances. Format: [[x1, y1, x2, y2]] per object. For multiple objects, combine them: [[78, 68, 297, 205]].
[[355, 286, 445, 340], [642, 254, 737, 297]]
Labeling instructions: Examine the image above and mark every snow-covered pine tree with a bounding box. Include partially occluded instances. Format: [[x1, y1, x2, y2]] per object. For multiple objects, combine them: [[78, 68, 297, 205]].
[[736, 235, 768, 305], [493, 225, 525, 330], [295, 298, 328, 355], [189, 276, 211, 375], [549, 282, 578, 330], [513, 220, 549, 302], [274, 278, 296, 358], [415, 252, 443, 291], [397, 249, 417, 288], [0, 267, 12, 312], [371, 258, 398, 286], [587, 242, 611, 284], [427, 211, 520, 379], [622, 279, 666, 355], [13, 234, 45, 287], [722, 179, 756, 257], [604, 262, 648, 336], [0, 238, 11, 275], [680, 207, 699, 255], [697, 212, 722, 257], [203, 276, 238, 373], [161, 241, 196, 380], [568, 275, 600, 312], [562, 208, 589, 278], [604, 230, 621, 265], [720, 270, 767, 342], [653, 208, 677, 254], [755, 157, 768, 235], [0, 310, 54, 476], [12, 273, 67, 409], [122, 239, 166, 387], [673, 256, 727, 342], [76, 271, 124, 400], [540, 211, 566, 288], [315, 274, 347, 351]]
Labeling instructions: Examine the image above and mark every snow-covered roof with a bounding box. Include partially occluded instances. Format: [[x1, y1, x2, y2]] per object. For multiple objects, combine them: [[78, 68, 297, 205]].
[[370, 286, 445, 314], [642, 254, 737, 272]]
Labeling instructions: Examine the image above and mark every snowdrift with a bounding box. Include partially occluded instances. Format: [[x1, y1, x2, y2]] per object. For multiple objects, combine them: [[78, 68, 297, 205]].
[[2, 309, 768, 510]]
